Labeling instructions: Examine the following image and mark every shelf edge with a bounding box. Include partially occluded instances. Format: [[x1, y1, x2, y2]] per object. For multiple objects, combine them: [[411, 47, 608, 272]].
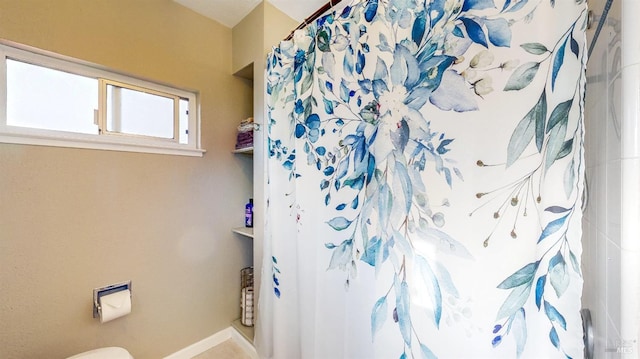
[[232, 147, 254, 154], [232, 227, 254, 238]]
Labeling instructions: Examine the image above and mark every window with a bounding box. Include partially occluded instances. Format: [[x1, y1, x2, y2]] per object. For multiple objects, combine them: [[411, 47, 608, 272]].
[[0, 42, 203, 156]]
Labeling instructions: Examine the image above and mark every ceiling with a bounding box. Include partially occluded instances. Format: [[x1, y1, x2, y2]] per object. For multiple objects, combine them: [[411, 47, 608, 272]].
[[173, 0, 327, 28]]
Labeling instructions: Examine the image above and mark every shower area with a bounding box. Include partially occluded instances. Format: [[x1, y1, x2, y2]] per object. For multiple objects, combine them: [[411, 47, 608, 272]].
[[582, 0, 640, 357], [254, 0, 640, 357]]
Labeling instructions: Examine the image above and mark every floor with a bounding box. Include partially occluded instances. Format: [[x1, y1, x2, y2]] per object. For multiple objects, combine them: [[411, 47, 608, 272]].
[[192, 340, 252, 359], [230, 319, 254, 344]]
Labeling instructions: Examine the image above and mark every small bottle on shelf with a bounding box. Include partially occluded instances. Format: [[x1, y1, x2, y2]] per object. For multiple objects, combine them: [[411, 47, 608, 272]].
[[245, 198, 253, 228]]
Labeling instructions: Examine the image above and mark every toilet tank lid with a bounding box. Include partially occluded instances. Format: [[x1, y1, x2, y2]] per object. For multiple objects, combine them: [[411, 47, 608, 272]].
[[67, 347, 133, 359]]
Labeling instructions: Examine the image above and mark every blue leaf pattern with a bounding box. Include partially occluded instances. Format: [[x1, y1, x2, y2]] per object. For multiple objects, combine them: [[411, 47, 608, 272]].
[[411, 11, 426, 45], [462, 0, 496, 12], [544, 300, 567, 330], [266, 0, 586, 357], [420, 344, 437, 359], [327, 216, 353, 230], [497, 262, 538, 289], [538, 214, 569, 243], [535, 275, 546, 310], [552, 38, 567, 91], [272, 256, 281, 298], [395, 278, 412, 345], [371, 296, 388, 339], [364, 0, 378, 22], [485, 18, 511, 47], [550, 327, 560, 348], [461, 18, 488, 48], [417, 256, 443, 327], [496, 283, 532, 320], [512, 309, 528, 357]]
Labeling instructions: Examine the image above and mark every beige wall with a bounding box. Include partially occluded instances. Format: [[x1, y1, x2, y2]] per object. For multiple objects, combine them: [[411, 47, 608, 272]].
[[0, 1, 254, 358], [263, 2, 299, 55], [231, 3, 264, 75], [232, 1, 297, 74]]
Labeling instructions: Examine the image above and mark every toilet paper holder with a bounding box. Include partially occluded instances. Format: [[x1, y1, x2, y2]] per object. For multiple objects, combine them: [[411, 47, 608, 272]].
[[93, 281, 132, 319]]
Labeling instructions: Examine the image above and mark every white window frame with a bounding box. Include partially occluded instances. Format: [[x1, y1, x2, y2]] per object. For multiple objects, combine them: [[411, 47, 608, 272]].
[[0, 41, 204, 157]]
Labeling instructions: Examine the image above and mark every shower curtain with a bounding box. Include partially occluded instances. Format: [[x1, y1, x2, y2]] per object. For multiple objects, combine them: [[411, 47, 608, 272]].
[[258, 0, 587, 358]]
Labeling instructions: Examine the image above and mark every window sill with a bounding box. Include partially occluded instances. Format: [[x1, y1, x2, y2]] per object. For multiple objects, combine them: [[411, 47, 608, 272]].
[[0, 130, 205, 157]]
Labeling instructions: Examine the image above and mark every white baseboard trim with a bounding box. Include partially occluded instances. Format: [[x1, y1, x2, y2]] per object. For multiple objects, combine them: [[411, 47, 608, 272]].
[[230, 327, 259, 359], [163, 327, 231, 359], [163, 326, 258, 359]]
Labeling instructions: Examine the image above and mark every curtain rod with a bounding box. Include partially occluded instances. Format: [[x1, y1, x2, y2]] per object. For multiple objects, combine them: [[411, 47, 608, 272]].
[[284, 0, 343, 41]]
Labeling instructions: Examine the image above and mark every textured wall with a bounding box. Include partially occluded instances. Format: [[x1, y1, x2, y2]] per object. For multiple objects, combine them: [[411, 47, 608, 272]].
[[0, 1, 254, 358]]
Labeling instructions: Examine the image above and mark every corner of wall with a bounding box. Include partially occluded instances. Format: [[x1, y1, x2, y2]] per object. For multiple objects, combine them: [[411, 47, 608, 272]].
[[263, 2, 299, 54], [231, 2, 265, 74]]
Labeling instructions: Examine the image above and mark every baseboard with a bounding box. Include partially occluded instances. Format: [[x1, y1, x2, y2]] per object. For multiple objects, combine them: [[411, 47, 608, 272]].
[[163, 326, 258, 359], [230, 326, 259, 359], [163, 327, 232, 359]]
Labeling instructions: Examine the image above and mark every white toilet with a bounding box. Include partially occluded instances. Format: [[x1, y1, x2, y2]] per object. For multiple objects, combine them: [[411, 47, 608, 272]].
[[67, 347, 133, 359]]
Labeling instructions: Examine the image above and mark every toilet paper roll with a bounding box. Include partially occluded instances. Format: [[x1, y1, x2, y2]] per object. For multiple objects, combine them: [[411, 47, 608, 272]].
[[99, 290, 131, 323]]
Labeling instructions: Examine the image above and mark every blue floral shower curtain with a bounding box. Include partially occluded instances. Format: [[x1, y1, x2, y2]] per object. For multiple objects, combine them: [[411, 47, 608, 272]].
[[258, 0, 587, 358]]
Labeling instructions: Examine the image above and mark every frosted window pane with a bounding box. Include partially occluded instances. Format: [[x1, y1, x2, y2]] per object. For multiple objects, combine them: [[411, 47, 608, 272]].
[[6, 59, 98, 134], [106, 85, 174, 139]]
